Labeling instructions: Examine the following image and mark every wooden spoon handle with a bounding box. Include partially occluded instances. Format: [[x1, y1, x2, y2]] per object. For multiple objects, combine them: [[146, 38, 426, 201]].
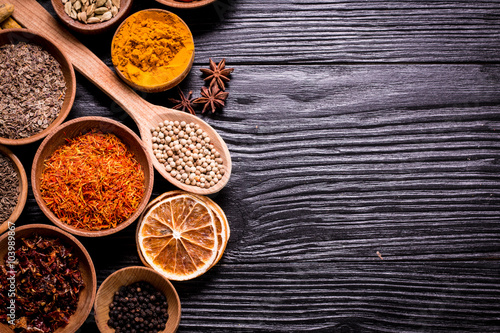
[[9, 0, 152, 132]]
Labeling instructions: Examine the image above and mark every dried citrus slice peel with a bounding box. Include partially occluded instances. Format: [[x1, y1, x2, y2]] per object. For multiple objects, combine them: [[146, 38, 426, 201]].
[[137, 193, 218, 281], [199, 195, 230, 267], [141, 190, 230, 269]]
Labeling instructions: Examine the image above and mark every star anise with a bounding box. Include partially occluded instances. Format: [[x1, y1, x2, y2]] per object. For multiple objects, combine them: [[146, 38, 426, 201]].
[[200, 58, 234, 91], [193, 85, 229, 114], [168, 87, 196, 115]]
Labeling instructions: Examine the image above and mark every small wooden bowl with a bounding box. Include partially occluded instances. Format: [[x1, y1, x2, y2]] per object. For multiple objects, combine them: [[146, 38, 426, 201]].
[[94, 266, 181, 333], [0, 29, 76, 146], [0, 145, 28, 235], [111, 9, 194, 93], [0, 224, 97, 333], [155, 0, 216, 9], [51, 0, 133, 35], [31, 116, 154, 237]]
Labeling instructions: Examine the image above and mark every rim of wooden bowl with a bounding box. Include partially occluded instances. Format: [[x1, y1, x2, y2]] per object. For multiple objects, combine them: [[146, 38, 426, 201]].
[[111, 9, 195, 93], [51, 0, 134, 35], [31, 116, 154, 237], [0, 223, 97, 333], [0, 29, 76, 146], [155, 0, 216, 9], [0, 145, 28, 235], [94, 266, 181, 333]]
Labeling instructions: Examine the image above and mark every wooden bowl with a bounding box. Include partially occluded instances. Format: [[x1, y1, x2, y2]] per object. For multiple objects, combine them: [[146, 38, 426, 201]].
[[51, 0, 133, 35], [0, 145, 28, 235], [0, 224, 97, 333], [0, 29, 76, 146], [94, 266, 181, 333], [111, 9, 194, 93], [31, 116, 154, 237], [155, 0, 216, 9]]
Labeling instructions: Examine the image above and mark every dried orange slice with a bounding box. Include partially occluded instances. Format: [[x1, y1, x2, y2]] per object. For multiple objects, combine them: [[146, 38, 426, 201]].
[[199, 195, 230, 267], [143, 190, 230, 267], [137, 193, 218, 281]]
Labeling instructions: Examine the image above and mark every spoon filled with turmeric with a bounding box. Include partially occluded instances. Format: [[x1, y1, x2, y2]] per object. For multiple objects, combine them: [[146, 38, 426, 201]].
[[10, 0, 232, 195]]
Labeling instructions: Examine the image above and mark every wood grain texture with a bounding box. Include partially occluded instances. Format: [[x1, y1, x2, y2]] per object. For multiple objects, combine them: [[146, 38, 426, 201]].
[[5, 0, 500, 332], [34, 0, 500, 65], [183, 0, 500, 64]]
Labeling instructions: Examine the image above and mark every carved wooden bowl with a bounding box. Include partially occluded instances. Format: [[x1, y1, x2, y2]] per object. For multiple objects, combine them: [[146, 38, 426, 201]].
[[94, 266, 181, 333], [51, 0, 133, 35], [0, 224, 97, 333], [0, 29, 76, 146], [155, 0, 216, 9], [0, 145, 28, 235], [31, 116, 154, 237]]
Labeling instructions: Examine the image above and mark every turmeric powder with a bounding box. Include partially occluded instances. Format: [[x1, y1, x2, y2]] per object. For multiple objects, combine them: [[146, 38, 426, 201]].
[[111, 10, 194, 90]]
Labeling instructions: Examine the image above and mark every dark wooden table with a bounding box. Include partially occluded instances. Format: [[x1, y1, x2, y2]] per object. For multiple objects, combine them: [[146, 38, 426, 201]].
[[8, 0, 500, 332]]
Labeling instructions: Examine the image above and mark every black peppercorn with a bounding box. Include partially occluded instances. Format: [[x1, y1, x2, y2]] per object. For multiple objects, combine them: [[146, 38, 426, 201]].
[[107, 281, 169, 333]]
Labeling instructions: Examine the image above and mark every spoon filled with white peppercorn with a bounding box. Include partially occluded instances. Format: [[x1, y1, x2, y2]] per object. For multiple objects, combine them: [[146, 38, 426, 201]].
[[12, 0, 232, 195]]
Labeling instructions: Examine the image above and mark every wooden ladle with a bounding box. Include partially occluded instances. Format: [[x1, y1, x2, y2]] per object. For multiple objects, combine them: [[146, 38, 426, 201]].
[[10, 0, 232, 196]]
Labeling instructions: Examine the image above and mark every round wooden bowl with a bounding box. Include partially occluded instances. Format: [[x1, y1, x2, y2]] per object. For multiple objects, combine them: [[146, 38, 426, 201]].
[[31, 116, 154, 237], [0, 224, 97, 333], [111, 9, 194, 93], [0, 145, 28, 235], [51, 0, 133, 35], [0, 29, 76, 146], [155, 0, 216, 9], [94, 266, 181, 333]]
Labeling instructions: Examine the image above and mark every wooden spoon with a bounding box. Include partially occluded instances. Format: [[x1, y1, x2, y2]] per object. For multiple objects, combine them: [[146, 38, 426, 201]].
[[10, 0, 232, 196]]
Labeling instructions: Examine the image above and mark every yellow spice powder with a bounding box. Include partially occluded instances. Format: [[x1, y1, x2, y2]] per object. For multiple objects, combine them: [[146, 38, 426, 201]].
[[112, 10, 194, 88]]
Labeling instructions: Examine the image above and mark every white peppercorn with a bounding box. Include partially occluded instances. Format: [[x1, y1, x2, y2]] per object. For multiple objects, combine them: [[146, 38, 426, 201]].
[[151, 120, 225, 189]]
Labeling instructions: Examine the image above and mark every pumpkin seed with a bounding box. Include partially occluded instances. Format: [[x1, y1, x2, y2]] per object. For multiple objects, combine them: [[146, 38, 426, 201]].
[[62, 0, 119, 24], [86, 4, 95, 16], [64, 1, 72, 15], [94, 6, 108, 15], [100, 11, 112, 21], [87, 16, 100, 23], [78, 11, 87, 23]]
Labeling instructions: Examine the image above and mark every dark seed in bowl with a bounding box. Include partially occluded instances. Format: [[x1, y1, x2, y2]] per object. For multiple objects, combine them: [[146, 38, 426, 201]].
[[0, 151, 19, 223], [108, 281, 169, 333]]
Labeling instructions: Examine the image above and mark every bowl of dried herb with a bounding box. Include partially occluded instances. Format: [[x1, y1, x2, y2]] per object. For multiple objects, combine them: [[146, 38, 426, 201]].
[[0, 223, 97, 332], [31, 116, 155, 237], [94, 266, 181, 333], [155, 0, 216, 9], [0, 145, 28, 234], [0, 29, 76, 146]]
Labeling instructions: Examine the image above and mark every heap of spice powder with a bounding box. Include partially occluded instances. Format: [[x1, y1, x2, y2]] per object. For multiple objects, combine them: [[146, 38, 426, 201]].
[[111, 10, 194, 89], [0, 42, 66, 139], [0, 151, 19, 223], [40, 131, 145, 231], [0, 234, 85, 333]]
